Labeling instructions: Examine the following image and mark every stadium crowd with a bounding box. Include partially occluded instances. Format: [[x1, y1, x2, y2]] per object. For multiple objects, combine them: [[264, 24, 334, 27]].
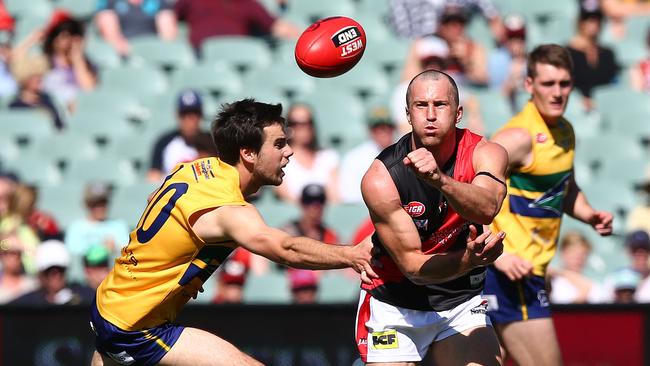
[[0, 0, 649, 308]]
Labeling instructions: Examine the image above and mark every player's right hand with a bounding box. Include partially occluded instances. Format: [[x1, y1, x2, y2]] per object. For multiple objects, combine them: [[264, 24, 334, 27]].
[[351, 237, 379, 284], [493, 252, 533, 281], [465, 225, 505, 268]]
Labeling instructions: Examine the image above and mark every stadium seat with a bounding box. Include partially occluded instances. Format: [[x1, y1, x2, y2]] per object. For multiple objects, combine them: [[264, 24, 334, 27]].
[[580, 180, 638, 231], [314, 62, 390, 99], [362, 37, 410, 81], [110, 182, 159, 228], [129, 37, 197, 71], [353, 14, 393, 43], [100, 66, 169, 97], [317, 271, 360, 303], [243, 272, 291, 304], [201, 37, 272, 72], [0, 136, 19, 162], [5, 0, 52, 20], [593, 87, 650, 127], [67, 109, 138, 141], [469, 88, 514, 137], [598, 159, 648, 188], [35, 131, 100, 163], [256, 200, 300, 228], [284, 0, 355, 24], [0, 109, 55, 143], [170, 63, 243, 97], [220, 89, 290, 113], [37, 185, 86, 228], [575, 134, 644, 171], [356, 0, 390, 17], [244, 64, 316, 97], [3, 153, 62, 187], [104, 133, 157, 172], [54, 0, 97, 20], [64, 157, 138, 186], [324, 203, 369, 242], [86, 37, 123, 69], [75, 90, 146, 121]]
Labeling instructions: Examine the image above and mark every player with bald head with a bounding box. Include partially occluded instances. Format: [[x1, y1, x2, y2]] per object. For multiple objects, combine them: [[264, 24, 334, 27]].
[[355, 69, 509, 365]]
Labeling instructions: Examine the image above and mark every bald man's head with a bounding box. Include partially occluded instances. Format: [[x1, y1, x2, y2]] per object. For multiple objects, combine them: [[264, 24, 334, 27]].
[[405, 70, 460, 110]]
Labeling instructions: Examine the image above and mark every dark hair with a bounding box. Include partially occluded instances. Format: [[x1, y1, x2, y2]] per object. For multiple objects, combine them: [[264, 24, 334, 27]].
[[527, 44, 573, 79], [212, 99, 285, 165], [43, 19, 84, 57], [286, 102, 320, 151], [405, 69, 460, 110]]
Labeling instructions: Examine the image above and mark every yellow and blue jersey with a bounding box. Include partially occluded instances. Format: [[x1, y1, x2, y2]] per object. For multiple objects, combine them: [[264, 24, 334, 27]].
[[96, 157, 247, 331], [490, 102, 575, 276]]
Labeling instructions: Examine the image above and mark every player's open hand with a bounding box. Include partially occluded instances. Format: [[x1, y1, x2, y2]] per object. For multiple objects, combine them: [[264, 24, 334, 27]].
[[589, 210, 613, 236], [465, 225, 505, 268], [403, 148, 442, 186], [494, 252, 533, 281], [351, 237, 379, 284]]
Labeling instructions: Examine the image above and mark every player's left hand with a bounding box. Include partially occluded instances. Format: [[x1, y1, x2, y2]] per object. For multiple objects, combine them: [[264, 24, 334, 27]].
[[589, 210, 613, 236], [351, 237, 379, 284], [403, 148, 443, 186]]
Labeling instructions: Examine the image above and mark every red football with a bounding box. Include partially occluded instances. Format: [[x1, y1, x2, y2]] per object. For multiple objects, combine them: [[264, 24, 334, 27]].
[[295, 16, 366, 78]]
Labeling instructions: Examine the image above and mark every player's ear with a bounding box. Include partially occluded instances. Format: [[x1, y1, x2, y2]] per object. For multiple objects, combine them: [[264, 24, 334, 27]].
[[524, 76, 533, 94], [239, 147, 256, 164], [455, 105, 463, 125], [405, 106, 411, 124]]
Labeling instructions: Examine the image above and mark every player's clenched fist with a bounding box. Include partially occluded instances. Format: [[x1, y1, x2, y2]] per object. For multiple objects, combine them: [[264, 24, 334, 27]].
[[403, 147, 442, 185]]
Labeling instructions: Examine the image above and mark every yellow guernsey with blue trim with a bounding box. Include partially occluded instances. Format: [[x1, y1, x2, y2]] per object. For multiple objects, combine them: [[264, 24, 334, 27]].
[[490, 102, 575, 277], [96, 157, 247, 331]]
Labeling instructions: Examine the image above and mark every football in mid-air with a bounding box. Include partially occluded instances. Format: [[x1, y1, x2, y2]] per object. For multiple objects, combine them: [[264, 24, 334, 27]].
[[295, 16, 366, 78]]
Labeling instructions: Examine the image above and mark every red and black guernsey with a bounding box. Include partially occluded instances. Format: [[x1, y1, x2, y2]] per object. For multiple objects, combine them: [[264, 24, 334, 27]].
[[363, 128, 486, 311]]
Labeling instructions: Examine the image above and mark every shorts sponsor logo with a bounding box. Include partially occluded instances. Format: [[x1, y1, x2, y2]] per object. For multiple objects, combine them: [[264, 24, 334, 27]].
[[470, 299, 489, 314], [537, 289, 550, 307], [107, 351, 136, 365], [371, 329, 399, 349], [403, 201, 426, 217]]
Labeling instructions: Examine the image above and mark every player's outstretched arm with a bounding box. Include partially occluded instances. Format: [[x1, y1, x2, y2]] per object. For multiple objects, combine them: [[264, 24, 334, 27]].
[[192, 205, 377, 280], [563, 175, 614, 236], [362, 161, 505, 285]]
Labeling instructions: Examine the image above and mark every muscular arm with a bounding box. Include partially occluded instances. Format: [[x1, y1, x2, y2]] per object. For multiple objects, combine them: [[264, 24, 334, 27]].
[[361, 160, 503, 285], [192, 205, 375, 275], [563, 175, 613, 235]]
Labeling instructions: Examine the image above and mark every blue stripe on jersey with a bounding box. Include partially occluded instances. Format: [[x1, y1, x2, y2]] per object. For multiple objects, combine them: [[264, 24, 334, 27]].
[[508, 195, 563, 218]]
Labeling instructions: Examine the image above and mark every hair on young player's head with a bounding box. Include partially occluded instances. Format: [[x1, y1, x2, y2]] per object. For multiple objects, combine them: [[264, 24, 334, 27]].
[[405, 69, 460, 110], [212, 99, 285, 165], [527, 44, 574, 79]]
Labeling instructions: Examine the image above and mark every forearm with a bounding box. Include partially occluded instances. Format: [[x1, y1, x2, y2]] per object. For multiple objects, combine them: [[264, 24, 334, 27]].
[[437, 175, 500, 224], [407, 250, 473, 285], [564, 181, 595, 223], [278, 236, 351, 270], [156, 11, 177, 40], [72, 61, 97, 90]]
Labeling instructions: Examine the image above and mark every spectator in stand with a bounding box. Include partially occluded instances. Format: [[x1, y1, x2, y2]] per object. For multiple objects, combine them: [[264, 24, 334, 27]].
[[0, 174, 40, 275], [288, 268, 318, 304], [567, 2, 620, 112], [64, 182, 129, 261], [212, 248, 251, 304], [609, 268, 641, 304], [9, 53, 65, 130], [83, 244, 112, 289], [174, 0, 300, 53], [339, 105, 396, 204], [388, 0, 504, 42], [11, 240, 95, 305], [275, 104, 340, 204], [280, 184, 339, 244], [0, 232, 38, 303], [41, 10, 98, 112], [148, 89, 204, 182], [620, 230, 650, 302], [95, 0, 178, 57], [548, 231, 604, 304], [488, 14, 528, 113], [601, 0, 650, 41], [630, 26, 650, 93], [628, 171, 650, 233], [0, 6, 16, 97], [12, 184, 61, 241]]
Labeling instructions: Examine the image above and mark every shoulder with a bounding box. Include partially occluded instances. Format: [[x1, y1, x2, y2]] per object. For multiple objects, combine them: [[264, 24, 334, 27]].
[[491, 127, 531, 147], [361, 160, 395, 196]]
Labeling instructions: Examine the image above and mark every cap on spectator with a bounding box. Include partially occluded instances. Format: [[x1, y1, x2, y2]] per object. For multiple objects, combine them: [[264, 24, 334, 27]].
[[440, 5, 469, 24], [625, 230, 650, 251], [10, 54, 49, 85], [612, 268, 641, 291], [84, 182, 112, 206], [300, 184, 326, 205], [367, 105, 395, 128], [0, 6, 15, 32], [416, 35, 449, 67], [84, 245, 110, 267], [36, 240, 70, 272], [504, 14, 526, 39], [45, 10, 74, 35], [220, 256, 249, 286], [579, 0, 604, 20], [177, 89, 203, 116], [288, 269, 318, 292]]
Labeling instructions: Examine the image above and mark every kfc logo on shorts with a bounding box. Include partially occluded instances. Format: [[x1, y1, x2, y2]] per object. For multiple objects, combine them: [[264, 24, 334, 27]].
[[371, 330, 399, 349], [403, 201, 426, 217], [536, 133, 548, 143]]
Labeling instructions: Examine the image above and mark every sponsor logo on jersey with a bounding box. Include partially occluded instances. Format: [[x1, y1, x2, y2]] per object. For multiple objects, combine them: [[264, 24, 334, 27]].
[[192, 160, 216, 182], [371, 329, 399, 349], [535, 133, 547, 143], [470, 299, 489, 314], [331, 26, 364, 58], [403, 201, 426, 217]]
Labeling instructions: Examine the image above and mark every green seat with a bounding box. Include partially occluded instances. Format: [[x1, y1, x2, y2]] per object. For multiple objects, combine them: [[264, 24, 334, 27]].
[[0, 136, 19, 162], [593, 87, 650, 126], [580, 180, 637, 231], [243, 272, 291, 304], [244, 64, 315, 97], [363, 37, 410, 73], [315, 62, 389, 98], [129, 37, 197, 71], [110, 183, 159, 228], [356, 0, 390, 17], [35, 131, 100, 163], [100, 66, 169, 97], [201, 37, 272, 72], [5, 0, 52, 19], [68, 110, 137, 141], [0, 109, 55, 143], [469, 89, 513, 137], [318, 271, 360, 303], [86, 37, 123, 69], [54, 0, 97, 19], [324, 203, 369, 242], [171, 64, 243, 97], [285, 0, 355, 23], [575, 134, 644, 170], [598, 159, 647, 188], [220, 89, 290, 112], [3, 153, 62, 186], [354, 14, 393, 43], [37, 185, 86, 228], [64, 156, 138, 186], [75, 90, 146, 121], [256, 200, 300, 228]]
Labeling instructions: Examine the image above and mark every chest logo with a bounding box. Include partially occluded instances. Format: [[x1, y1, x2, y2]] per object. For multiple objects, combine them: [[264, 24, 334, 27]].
[[403, 201, 426, 217], [536, 133, 548, 143]]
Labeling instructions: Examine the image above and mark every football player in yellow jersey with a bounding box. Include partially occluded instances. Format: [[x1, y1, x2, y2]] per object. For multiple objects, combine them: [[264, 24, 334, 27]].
[[484, 44, 614, 366], [90, 99, 378, 366]]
